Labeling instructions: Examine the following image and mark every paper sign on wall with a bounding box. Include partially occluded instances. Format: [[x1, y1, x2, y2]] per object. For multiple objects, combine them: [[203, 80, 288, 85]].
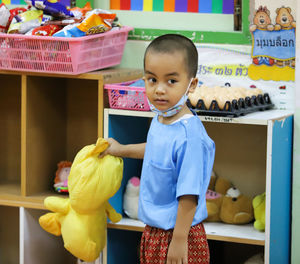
[[248, 5, 296, 82], [196, 45, 295, 110]]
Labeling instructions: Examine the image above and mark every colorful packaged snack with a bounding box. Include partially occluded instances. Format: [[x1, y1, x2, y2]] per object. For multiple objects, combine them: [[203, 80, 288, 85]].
[[0, 6, 28, 33], [9, 7, 28, 17], [70, 2, 92, 18], [52, 23, 81, 37], [25, 0, 74, 18], [31, 24, 62, 36], [78, 13, 113, 35], [0, 3, 10, 33], [43, 17, 83, 26], [42, 14, 54, 23], [8, 10, 43, 34]]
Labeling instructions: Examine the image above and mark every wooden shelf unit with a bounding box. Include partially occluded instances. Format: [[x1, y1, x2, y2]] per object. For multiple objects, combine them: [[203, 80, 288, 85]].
[[0, 69, 143, 264], [104, 108, 293, 264]]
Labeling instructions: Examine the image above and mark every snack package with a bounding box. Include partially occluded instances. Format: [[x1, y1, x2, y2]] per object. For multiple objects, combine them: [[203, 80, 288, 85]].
[[44, 17, 83, 26], [8, 10, 43, 34], [25, 0, 74, 18], [53, 9, 116, 37], [52, 23, 81, 37], [9, 7, 29, 27], [42, 14, 54, 24], [0, 4, 10, 33], [70, 2, 92, 18], [31, 24, 62, 36], [0, 6, 28, 33]]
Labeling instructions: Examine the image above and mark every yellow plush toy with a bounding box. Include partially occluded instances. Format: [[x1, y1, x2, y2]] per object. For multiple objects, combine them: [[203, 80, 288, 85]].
[[253, 192, 266, 231], [39, 138, 123, 262]]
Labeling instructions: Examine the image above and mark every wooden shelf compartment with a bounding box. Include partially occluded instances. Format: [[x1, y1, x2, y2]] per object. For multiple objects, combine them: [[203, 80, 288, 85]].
[[20, 208, 76, 264], [104, 108, 269, 263], [23, 76, 99, 197], [204, 122, 267, 198], [104, 112, 150, 215], [0, 205, 19, 264], [0, 74, 22, 198]]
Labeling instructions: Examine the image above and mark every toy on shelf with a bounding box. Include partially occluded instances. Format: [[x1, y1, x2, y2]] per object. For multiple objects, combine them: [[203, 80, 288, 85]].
[[205, 172, 232, 222], [205, 172, 254, 225], [220, 187, 254, 224], [53, 161, 72, 193], [252, 192, 266, 231], [123, 176, 140, 219], [244, 252, 264, 264], [39, 138, 123, 262]]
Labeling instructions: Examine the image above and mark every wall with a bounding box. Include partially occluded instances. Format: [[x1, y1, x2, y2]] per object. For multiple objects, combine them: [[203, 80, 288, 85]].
[[95, 0, 244, 69]]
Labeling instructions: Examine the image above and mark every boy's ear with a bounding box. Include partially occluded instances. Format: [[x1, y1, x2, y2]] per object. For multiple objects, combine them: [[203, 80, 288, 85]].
[[188, 78, 198, 93]]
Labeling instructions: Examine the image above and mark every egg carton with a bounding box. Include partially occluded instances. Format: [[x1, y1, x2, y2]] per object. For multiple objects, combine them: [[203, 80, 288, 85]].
[[187, 93, 274, 117]]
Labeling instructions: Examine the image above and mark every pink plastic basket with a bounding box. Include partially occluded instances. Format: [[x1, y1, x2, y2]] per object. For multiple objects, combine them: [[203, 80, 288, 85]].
[[105, 80, 150, 111], [0, 26, 133, 75]]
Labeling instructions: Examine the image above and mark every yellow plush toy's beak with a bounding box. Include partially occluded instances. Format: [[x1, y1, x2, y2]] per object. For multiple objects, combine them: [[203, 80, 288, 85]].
[[39, 138, 123, 262]]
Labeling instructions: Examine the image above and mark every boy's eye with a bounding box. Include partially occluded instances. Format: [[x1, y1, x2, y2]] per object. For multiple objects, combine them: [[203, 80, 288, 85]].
[[168, 79, 177, 84], [147, 77, 156, 83]]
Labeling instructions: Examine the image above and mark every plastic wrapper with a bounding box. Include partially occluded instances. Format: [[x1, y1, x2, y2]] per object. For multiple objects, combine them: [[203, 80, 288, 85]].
[[8, 10, 43, 34], [25, 0, 74, 18], [31, 24, 62, 36], [0, 3, 11, 33], [44, 17, 83, 26], [0, 6, 28, 33], [52, 23, 81, 37], [70, 2, 92, 18], [42, 14, 54, 24]]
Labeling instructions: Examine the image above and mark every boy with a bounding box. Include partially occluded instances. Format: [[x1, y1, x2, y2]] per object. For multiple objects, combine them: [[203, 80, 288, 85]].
[[101, 34, 215, 264]]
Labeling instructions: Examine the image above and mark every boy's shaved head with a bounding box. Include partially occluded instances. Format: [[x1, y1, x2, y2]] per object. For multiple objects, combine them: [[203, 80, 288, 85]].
[[144, 34, 198, 78]]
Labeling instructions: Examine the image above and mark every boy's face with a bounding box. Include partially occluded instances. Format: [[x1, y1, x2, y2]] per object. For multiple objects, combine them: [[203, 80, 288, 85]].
[[144, 50, 194, 112]]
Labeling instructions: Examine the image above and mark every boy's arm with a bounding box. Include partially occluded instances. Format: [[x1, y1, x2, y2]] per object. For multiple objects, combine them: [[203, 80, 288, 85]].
[[167, 195, 197, 264], [99, 138, 146, 159]]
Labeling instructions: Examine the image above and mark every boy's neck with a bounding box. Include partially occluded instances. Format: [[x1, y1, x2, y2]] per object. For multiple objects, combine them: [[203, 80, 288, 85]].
[[158, 105, 192, 125]]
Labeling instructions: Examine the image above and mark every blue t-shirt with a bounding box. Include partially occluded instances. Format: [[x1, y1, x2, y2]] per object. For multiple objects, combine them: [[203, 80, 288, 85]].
[[138, 114, 215, 230]]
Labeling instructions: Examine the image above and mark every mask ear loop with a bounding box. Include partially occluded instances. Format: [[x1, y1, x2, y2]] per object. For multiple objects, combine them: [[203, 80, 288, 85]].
[[185, 78, 194, 95]]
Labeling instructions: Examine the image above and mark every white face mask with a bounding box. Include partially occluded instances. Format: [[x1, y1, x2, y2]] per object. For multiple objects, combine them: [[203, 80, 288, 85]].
[[147, 79, 193, 117]]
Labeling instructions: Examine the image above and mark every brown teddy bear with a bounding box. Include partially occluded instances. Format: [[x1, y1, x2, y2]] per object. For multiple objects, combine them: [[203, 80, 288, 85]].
[[250, 6, 275, 66], [274, 6, 296, 68], [249, 6, 274, 32], [205, 173, 254, 225], [274, 6, 296, 30], [220, 187, 254, 225], [205, 172, 232, 222]]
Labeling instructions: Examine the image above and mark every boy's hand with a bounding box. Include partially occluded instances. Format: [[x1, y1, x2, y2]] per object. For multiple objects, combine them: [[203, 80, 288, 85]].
[[98, 138, 146, 159], [167, 195, 197, 264], [167, 235, 188, 264], [98, 138, 123, 158]]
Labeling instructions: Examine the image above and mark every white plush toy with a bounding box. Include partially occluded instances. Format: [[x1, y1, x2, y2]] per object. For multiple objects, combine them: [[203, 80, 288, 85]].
[[123, 177, 140, 219]]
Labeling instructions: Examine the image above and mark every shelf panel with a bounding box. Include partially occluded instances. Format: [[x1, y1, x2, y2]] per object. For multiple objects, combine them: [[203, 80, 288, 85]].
[[108, 218, 145, 232], [108, 218, 265, 246], [105, 108, 293, 125], [0, 185, 66, 209], [204, 222, 265, 245]]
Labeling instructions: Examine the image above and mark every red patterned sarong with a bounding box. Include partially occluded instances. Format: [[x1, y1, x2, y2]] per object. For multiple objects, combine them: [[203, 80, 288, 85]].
[[140, 223, 209, 264]]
